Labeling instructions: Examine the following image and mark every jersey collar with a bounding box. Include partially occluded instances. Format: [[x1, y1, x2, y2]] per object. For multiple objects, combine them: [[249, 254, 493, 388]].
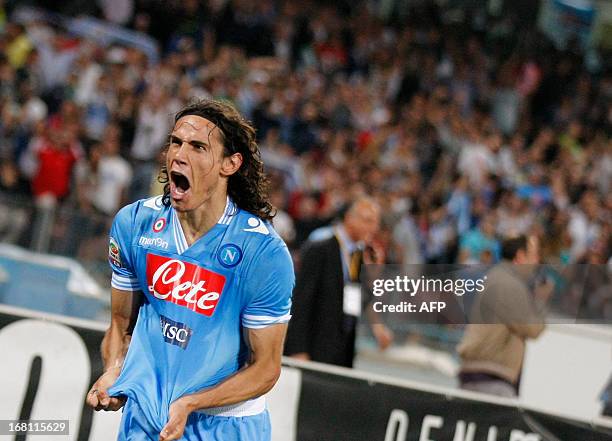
[[171, 196, 236, 254]]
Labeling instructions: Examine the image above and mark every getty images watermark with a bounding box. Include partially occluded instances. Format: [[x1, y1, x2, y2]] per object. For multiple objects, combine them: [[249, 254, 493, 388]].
[[362, 264, 612, 325], [372, 274, 488, 313]]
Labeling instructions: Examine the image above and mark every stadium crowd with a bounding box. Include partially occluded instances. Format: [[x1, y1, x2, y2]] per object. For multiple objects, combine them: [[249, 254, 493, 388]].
[[0, 1, 610, 318]]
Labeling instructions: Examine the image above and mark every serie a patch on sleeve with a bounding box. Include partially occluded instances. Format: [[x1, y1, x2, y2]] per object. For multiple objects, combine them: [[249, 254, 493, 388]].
[[109, 237, 123, 268]]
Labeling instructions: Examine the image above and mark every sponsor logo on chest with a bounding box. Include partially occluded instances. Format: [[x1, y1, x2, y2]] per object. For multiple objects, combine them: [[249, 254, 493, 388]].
[[159, 314, 193, 349], [146, 254, 226, 316]]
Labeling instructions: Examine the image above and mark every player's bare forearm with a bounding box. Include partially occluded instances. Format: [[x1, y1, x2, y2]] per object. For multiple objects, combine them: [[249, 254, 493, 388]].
[[101, 287, 140, 370], [101, 322, 130, 371], [179, 360, 278, 412], [87, 288, 141, 411], [180, 324, 286, 411]]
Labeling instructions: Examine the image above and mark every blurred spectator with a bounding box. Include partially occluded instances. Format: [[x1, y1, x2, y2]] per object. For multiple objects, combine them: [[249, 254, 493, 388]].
[[458, 213, 501, 264], [28, 25, 79, 94], [77, 128, 132, 217], [424, 202, 456, 264], [99, 0, 134, 26], [393, 205, 424, 265], [270, 188, 295, 246], [29, 121, 82, 201], [18, 82, 47, 128], [82, 74, 115, 141], [496, 192, 534, 238], [457, 235, 552, 397], [68, 130, 131, 259], [292, 192, 331, 247], [129, 88, 171, 201], [446, 175, 471, 236], [5, 23, 32, 69], [568, 190, 603, 261], [0, 159, 28, 243]]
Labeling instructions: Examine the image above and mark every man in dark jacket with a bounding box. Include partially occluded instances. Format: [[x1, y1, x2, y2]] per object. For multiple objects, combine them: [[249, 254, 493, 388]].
[[284, 197, 392, 367]]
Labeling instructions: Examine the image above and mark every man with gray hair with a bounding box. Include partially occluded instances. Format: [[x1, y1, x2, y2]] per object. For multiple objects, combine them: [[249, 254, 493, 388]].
[[285, 197, 393, 367]]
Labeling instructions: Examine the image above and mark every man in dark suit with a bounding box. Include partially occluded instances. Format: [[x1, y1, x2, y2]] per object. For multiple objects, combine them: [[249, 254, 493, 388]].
[[284, 197, 393, 367]]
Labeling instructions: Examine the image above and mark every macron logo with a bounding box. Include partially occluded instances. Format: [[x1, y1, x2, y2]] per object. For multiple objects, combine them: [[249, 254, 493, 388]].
[[139, 236, 169, 249], [159, 314, 193, 349], [243, 217, 269, 235]]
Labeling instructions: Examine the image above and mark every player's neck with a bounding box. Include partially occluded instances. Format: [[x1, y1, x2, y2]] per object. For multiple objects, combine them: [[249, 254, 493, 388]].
[[177, 191, 227, 246]]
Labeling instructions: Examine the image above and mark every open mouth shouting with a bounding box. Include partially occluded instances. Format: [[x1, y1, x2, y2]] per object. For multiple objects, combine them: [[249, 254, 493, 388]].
[[170, 170, 191, 202]]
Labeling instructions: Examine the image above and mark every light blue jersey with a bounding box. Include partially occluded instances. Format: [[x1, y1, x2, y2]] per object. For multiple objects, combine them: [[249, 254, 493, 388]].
[[106, 195, 294, 440]]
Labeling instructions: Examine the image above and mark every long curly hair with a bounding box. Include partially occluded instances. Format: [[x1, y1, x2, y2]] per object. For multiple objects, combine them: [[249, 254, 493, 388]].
[[159, 99, 275, 221]]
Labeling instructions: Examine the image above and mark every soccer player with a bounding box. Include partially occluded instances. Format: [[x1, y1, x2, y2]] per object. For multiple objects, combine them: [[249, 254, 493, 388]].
[[86, 99, 294, 441]]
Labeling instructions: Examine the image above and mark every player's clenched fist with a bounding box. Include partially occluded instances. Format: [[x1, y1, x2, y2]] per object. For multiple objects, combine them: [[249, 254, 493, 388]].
[[86, 366, 126, 411], [159, 398, 192, 441]]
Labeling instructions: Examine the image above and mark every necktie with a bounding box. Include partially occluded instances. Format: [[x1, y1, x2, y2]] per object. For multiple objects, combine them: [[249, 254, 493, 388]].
[[349, 249, 362, 282]]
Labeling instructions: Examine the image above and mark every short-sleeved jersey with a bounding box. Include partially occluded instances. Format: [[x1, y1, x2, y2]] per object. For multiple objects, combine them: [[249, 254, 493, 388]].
[[106, 195, 294, 431]]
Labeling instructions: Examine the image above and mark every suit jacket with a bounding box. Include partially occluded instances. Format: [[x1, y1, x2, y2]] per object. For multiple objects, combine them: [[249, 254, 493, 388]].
[[284, 236, 357, 367]]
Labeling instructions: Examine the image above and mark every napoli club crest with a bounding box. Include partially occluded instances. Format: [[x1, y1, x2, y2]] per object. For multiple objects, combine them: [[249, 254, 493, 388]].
[[217, 244, 243, 268]]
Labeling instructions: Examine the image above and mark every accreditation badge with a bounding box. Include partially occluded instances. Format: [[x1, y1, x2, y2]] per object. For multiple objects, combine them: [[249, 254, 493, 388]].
[[343, 282, 362, 317]]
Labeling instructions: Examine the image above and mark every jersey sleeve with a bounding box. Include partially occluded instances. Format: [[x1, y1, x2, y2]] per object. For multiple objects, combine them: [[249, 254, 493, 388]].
[[108, 204, 140, 292], [242, 242, 295, 329]]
